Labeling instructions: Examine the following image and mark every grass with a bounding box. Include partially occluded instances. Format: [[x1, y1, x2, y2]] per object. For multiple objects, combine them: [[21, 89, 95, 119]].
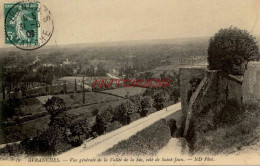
[[57, 76, 111, 84], [188, 99, 260, 154], [102, 119, 171, 156], [103, 87, 146, 97], [25, 83, 81, 97], [0, 115, 50, 144], [19, 91, 123, 115], [54, 92, 122, 107], [148, 65, 179, 77], [66, 99, 126, 117], [20, 98, 46, 115]]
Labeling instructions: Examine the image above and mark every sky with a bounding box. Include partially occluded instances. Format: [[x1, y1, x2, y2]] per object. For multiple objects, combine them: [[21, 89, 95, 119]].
[[1, 0, 260, 47]]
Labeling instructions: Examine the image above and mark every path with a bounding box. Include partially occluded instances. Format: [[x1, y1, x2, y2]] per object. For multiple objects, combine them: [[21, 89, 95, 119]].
[[157, 138, 189, 157], [58, 102, 181, 158], [106, 73, 120, 80]]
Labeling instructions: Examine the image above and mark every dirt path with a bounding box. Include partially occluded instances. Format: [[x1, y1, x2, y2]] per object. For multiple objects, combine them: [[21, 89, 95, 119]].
[[58, 102, 181, 158], [157, 138, 189, 157]]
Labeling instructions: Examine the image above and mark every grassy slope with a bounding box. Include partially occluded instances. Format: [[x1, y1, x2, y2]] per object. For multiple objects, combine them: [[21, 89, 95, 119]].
[[54, 92, 121, 107], [102, 87, 146, 98], [25, 83, 81, 96], [102, 119, 171, 156], [19, 91, 122, 115], [20, 98, 46, 115], [189, 99, 260, 155], [66, 99, 126, 117]]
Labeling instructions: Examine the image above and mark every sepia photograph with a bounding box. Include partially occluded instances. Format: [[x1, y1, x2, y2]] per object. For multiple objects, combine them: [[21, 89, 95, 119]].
[[0, 0, 260, 165]]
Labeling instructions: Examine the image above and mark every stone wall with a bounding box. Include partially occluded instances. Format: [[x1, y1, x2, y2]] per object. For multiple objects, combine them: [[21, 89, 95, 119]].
[[243, 62, 260, 101], [180, 67, 244, 135], [179, 67, 206, 130], [180, 62, 260, 135]]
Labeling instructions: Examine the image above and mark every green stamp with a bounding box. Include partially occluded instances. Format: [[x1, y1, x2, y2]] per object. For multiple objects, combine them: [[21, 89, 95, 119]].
[[4, 1, 54, 50], [5, 2, 38, 46]]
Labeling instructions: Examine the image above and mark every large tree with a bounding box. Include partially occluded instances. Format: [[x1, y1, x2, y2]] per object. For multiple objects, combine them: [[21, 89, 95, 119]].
[[208, 27, 259, 75], [44, 96, 66, 125]]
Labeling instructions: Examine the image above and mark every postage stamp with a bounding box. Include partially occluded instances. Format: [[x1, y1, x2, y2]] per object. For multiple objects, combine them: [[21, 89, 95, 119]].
[[4, 1, 54, 50]]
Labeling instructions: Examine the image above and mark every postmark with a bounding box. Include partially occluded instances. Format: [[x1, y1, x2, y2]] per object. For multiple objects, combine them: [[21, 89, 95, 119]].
[[4, 1, 54, 50]]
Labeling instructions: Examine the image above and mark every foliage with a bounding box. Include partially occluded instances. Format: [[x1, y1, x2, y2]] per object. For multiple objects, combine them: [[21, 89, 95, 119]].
[[187, 99, 260, 154], [208, 27, 259, 75], [68, 118, 91, 146], [0, 100, 17, 121], [107, 121, 123, 132], [153, 90, 169, 110], [44, 96, 66, 125], [92, 106, 114, 135], [140, 96, 154, 116], [100, 105, 114, 124], [91, 108, 99, 116], [129, 95, 142, 112], [0, 113, 92, 156], [113, 100, 136, 125]]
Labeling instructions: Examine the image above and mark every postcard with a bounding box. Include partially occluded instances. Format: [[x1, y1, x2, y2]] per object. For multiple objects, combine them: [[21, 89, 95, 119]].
[[0, 0, 260, 165]]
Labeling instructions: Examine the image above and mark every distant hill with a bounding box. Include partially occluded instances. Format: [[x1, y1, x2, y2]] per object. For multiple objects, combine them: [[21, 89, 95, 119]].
[[0, 35, 259, 68]]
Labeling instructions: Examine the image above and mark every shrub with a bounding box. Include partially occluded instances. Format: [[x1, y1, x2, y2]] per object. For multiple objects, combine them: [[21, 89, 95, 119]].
[[113, 100, 136, 125], [0, 143, 24, 156], [208, 27, 259, 75], [129, 113, 141, 122], [106, 121, 123, 133], [91, 108, 99, 116], [44, 96, 66, 119], [153, 90, 169, 110], [215, 99, 245, 126]]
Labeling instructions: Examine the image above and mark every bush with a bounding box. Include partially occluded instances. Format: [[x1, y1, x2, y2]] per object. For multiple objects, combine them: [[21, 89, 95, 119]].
[[129, 113, 141, 122], [0, 144, 24, 156], [208, 27, 259, 75], [102, 119, 171, 156], [106, 121, 123, 133], [215, 99, 245, 126], [91, 108, 99, 116], [113, 100, 136, 125]]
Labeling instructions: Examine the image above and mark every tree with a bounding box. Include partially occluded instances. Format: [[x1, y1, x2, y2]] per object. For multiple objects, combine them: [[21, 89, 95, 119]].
[[44, 96, 66, 125], [114, 100, 136, 125], [153, 90, 169, 110], [92, 106, 114, 135], [129, 95, 142, 112], [74, 79, 77, 92], [69, 118, 90, 146], [100, 106, 114, 124], [140, 96, 154, 116], [208, 27, 259, 75], [91, 108, 99, 116]]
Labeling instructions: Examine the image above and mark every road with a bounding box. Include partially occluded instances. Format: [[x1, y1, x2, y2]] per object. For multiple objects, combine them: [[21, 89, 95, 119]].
[[58, 102, 181, 158], [106, 73, 120, 80]]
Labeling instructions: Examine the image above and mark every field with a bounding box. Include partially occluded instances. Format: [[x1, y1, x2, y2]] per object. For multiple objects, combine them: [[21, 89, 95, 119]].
[[0, 115, 50, 144], [20, 98, 47, 115], [57, 76, 112, 84], [148, 65, 180, 77], [66, 99, 126, 117], [25, 83, 82, 97], [102, 87, 146, 97], [54, 92, 122, 107], [19, 91, 124, 116]]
